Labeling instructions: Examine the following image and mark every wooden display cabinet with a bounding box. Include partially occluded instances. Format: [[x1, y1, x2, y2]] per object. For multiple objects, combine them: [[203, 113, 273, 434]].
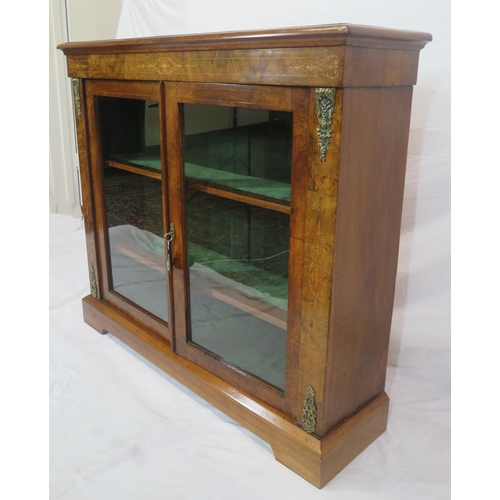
[[58, 24, 431, 488]]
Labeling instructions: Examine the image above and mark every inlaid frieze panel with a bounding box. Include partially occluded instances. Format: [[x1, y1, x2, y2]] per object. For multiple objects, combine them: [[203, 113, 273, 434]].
[[67, 47, 345, 87]]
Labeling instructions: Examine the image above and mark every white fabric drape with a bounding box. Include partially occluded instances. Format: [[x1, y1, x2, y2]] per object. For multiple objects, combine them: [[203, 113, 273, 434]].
[[49, 214, 450, 499], [117, 0, 188, 38]]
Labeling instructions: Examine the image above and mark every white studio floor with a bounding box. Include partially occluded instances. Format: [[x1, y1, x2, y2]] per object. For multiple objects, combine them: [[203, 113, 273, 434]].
[[49, 213, 450, 499]]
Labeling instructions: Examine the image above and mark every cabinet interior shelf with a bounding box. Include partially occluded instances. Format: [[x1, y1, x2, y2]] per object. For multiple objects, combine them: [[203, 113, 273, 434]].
[[105, 159, 162, 180], [105, 154, 291, 214]]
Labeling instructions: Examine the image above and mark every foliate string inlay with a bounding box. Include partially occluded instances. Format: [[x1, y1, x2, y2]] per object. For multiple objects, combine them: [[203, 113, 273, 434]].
[[136, 55, 195, 75], [288, 55, 340, 80], [315, 88, 336, 162], [301, 386, 317, 434]]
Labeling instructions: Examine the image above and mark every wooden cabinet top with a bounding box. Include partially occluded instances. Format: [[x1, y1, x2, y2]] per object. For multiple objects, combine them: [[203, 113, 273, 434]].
[[58, 23, 431, 54], [58, 24, 432, 89]]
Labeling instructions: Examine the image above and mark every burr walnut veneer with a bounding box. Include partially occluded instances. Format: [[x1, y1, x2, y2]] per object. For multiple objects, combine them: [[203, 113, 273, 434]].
[[58, 24, 431, 488]]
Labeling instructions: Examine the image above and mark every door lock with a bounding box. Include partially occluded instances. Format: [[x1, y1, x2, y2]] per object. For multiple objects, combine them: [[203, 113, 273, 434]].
[[164, 223, 175, 273]]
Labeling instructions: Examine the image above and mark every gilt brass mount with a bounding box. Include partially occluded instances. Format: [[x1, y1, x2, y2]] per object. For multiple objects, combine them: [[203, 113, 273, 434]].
[[301, 386, 317, 434], [71, 78, 82, 121], [315, 88, 336, 162], [90, 265, 98, 299]]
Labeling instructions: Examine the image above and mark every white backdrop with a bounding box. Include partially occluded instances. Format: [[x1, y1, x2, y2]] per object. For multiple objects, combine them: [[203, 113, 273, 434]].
[[48, 1, 451, 498]]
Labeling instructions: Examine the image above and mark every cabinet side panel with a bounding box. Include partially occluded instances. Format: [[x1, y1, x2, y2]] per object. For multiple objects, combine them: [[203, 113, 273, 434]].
[[343, 46, 421, 87], [324, 86, 413, 430], [76, 80, 101, 299]]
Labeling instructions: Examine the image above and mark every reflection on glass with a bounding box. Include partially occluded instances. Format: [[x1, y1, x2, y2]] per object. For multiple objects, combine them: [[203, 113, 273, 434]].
[[99, 97, 162, 172], [184, 105, 293, 205], [98, 96, 168, 322], [184, 105, 293, 390]]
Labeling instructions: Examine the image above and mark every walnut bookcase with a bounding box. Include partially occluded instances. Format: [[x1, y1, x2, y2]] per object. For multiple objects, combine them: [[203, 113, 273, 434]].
[[58, 24, 431, 488]]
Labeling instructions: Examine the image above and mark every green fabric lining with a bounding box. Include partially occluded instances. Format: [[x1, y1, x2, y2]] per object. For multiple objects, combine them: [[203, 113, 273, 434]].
[[189, 242, 289, 301], [110, 152, 162, 171], [185, 163, 291, 202], [108, 154, 291, 202]]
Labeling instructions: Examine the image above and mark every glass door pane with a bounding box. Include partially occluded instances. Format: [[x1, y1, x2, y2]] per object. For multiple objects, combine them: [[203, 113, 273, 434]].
[[184, 105, 293, 390], [98, 96, 169, 323]]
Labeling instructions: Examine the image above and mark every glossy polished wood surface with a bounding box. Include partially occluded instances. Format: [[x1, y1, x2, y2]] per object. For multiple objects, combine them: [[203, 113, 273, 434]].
[[166, 82, 307, 412], [60, 23, 431, 488], [71, 79, 101, 300], [83, 294, 389, 488], [323, 86, 414, 431], [59, 23, 431, 53], [59, 24, 431, 87], [85, 79, 171, 342]]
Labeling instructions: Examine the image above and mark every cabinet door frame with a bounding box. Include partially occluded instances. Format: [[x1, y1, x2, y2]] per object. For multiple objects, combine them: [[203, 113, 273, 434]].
[[165, 82, 309, 413], [86, 79, 173, 343]]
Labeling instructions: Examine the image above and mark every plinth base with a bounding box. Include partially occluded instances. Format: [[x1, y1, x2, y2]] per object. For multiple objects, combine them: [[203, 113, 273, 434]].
[[82, 295, 389, 488]]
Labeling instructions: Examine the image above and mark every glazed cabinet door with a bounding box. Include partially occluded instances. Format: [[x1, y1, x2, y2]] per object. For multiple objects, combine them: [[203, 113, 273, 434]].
[[86, 80, 172, 342], [166, 83, 309, 411]]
